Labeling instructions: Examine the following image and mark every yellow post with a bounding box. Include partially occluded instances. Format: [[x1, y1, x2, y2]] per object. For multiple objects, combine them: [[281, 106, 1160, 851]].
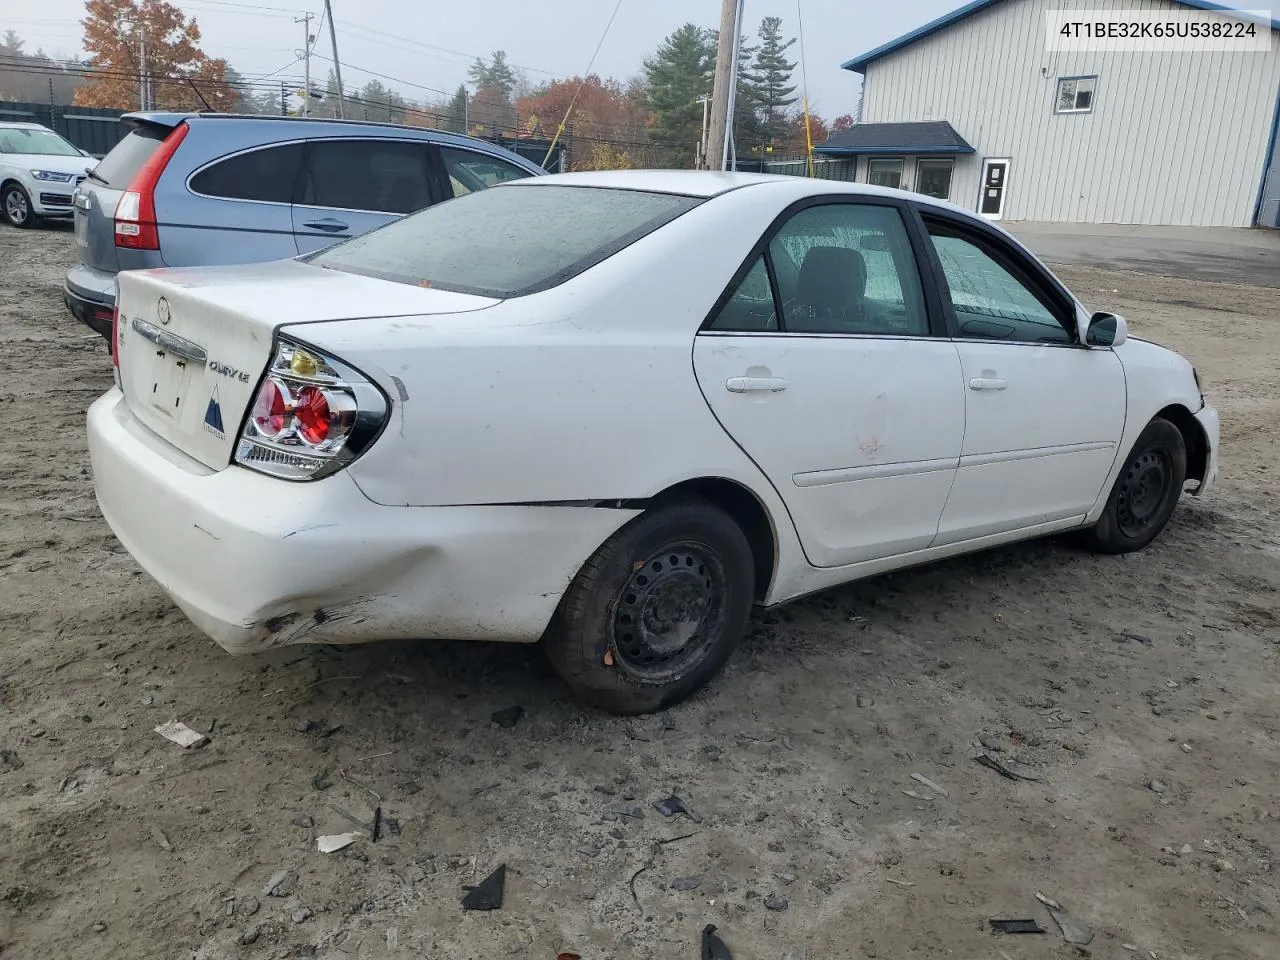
[[803, 96, 814, 177]]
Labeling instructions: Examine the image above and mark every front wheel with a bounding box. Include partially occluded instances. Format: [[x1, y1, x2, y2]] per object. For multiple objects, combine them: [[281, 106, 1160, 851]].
[[544, 499, 755, 715], [1085, 417, 1187, 554], [1, 183, 36, 228]]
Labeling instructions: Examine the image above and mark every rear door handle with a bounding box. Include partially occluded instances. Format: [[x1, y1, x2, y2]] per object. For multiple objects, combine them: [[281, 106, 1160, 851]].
[[302, 218, 349, 233], [726, 376, 788, 393], [968, 377, 1008, 391]]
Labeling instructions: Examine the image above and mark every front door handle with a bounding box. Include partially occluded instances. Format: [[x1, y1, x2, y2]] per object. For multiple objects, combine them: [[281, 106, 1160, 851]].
[[726, 376, 788, 393], [968, 377, 1008, 391], [302, 217, 349, 233]]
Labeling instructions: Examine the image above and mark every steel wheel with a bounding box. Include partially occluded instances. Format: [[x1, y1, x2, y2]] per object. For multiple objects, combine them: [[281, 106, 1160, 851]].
[[611, 542, 729, 684], [1085, 417, 1187, 555], [1115, 448, 1172, 539]]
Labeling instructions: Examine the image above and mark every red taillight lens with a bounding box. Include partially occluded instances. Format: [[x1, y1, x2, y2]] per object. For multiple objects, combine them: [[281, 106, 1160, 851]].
[[115, 122, 189, 250], [251, 378, 289, 438], [294, 386, 332, 446]]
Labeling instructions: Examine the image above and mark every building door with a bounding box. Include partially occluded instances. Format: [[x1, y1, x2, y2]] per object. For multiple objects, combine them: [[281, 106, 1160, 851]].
[[979, 158, 1010, 220]]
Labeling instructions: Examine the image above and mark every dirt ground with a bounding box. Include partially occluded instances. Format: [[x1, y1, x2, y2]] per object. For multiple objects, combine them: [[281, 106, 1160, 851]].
[[1, 223, 1277, 960]]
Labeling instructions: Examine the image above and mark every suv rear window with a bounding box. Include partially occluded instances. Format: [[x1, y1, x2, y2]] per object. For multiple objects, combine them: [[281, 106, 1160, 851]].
[[91, 123, 171, 188], [307, 184, 701, 298]]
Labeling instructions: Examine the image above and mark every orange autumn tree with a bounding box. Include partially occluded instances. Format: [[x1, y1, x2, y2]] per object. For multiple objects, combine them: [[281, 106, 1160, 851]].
[[75, 0, 235, 112], [517, 75, 657, 170]]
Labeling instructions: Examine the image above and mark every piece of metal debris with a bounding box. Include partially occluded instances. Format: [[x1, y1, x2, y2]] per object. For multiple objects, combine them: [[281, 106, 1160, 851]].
[[317, 832, 364, 853], [974, 752, 1040, 781], [989, 919, 1046, 934], [154, 721, 207, 749], [901, 789, 933, 801], [150, 825, 173, 852], [653, 795, 688, 817], [702, 924, 733, 960], [1046, 903, 1095, 945], [1034, 892, 1062, 910], [911, 773, 949, 797], [461, 863, 506, 910]]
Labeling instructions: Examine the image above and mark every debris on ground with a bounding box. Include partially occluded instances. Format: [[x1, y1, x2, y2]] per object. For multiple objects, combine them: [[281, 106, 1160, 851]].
[[154, 721, 207, 749], [653, 795, 689, 817], [989, 919, 1046, 934], [901, 789, 933, 801], [974, 752, 1040, 781], [911, 773, 949, 797], [149, 825, 173, 852], [670, 876, 701, 891], [1148, 780, 1167, 794], [317, 832, 363, 853], [1037, 893, 1095, 945], [291, 815, 314, 829], [262, 870, 298, 898], [490, 706, 523, 729], [702, 924, 733, 960], [607, 800, 644, 820], [763, 893, 789, 911], [461, 863, 506, 910]]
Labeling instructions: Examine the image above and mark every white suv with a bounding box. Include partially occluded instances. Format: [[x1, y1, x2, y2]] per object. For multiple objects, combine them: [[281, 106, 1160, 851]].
[[0, 122, 95, 228]]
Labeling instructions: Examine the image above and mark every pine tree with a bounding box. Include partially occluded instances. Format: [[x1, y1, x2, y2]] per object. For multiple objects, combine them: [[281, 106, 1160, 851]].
[[643, 24, 715, 167], [449, 84, 468, 133], [468, 51, 516, 99], [746, 17, 798, 153]]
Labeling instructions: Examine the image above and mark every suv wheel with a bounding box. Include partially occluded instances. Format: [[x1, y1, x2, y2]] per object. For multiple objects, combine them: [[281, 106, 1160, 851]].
[[2, 183, 36, 228]]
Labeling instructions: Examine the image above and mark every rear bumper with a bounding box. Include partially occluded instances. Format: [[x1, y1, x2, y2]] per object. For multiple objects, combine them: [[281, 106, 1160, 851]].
[[65, 263, 118, 338], [87, 389, 636, 655]]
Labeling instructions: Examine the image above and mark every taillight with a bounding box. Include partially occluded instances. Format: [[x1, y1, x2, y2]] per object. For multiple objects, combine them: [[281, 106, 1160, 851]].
[[114, 122, 189, 250], [235, 338, 388, 481]]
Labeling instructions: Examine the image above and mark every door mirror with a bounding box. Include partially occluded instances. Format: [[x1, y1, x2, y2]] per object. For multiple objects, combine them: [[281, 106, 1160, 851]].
[[1086, 311, 1128, 347]]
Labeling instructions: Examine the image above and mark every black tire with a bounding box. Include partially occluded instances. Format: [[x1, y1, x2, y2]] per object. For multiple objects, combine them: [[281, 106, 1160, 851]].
[[1085, 417, 1187, 554], [1, 183, 36, 228], [544, 499, 755, 715]]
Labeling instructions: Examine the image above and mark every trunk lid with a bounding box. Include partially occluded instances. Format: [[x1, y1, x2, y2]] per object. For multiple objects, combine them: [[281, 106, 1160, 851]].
[[115, 260, 499, 469], [74, 117, 176, 270]]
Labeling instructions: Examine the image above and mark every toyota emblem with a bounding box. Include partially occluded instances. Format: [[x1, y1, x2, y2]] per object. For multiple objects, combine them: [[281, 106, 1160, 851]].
[[157, 297, 171, 325]]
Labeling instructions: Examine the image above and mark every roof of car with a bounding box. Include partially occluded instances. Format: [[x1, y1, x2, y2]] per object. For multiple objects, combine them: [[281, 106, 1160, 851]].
[[0, 121, 50, 130]]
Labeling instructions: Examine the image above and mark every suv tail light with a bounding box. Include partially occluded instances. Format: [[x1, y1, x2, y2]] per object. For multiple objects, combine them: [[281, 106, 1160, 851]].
[[114, 122, 189, 250], [235, 338, 389, 481]]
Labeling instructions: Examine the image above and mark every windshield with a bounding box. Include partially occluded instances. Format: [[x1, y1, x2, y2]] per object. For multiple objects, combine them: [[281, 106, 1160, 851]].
[[0, 127, 82, 157], [307, 184, 703, 298]]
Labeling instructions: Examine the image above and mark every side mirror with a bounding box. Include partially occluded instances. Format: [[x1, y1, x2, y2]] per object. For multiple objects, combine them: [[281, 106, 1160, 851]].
[[1086, 311, 1128, 348]]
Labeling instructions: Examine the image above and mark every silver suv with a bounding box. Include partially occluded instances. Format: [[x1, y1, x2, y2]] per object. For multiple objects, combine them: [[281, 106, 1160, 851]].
[[65, 112, 544, 337]]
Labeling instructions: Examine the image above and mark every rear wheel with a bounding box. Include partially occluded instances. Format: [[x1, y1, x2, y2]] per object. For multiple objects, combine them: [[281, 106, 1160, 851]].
[[1085, 417, 1186, 554], [544, 499, 755, 715], [1, 183, 36, 228]]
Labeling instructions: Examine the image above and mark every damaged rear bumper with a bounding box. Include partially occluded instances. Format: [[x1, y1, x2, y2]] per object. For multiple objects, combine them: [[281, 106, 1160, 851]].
[[87, 389, 638, 655]]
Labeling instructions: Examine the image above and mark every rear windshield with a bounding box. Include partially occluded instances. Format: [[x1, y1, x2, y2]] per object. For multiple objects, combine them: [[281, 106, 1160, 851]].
[[90, 124, 170, 187], [306, 184, 702, 298]]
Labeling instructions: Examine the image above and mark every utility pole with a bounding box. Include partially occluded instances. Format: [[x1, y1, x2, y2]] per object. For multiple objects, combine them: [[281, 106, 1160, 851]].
[[296, 13, 314, 117], [696, 94, 711, 169], [706, 0, 742, 171], [138, 27, 147, 111], [322, 0, 345, 118], [281, 80, 288, 116]]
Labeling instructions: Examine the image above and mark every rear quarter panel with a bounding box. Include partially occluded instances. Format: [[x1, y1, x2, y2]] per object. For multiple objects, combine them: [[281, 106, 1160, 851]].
[[153, 120, 300, 266], [288, 183, 816, 599]]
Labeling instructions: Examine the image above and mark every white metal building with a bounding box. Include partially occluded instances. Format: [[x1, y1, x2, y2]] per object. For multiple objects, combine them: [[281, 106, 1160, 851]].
[[817, 0, 1280, 227]]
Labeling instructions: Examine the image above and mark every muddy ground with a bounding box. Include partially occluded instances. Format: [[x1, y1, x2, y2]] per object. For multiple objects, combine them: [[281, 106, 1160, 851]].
[[0, 224, 1277, 960]]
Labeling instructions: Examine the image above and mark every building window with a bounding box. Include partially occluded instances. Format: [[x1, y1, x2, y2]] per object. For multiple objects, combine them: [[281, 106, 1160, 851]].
[[867, 158, 904, 188], [1055, 76, 1096, 114], [915, 159, 954, 200]]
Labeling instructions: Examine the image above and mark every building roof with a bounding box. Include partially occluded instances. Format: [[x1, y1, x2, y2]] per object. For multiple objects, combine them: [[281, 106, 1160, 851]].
[[842, 0, 1280, 73], [813, 121, 975, 156]]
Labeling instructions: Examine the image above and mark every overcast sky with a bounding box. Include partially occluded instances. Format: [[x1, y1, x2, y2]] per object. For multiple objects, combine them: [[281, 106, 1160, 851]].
[[2, 0, 971, 116]]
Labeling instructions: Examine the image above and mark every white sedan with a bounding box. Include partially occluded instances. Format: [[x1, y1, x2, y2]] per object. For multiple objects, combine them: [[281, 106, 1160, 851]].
[[88, 171, 1219, 714]]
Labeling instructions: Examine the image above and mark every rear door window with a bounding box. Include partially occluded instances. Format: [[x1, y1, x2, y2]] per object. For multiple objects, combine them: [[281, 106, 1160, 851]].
[[439, 146, 534, 198], [189, 143, 303, 203], [300, 139, 434, 215], [90, 124, 171, 187]]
